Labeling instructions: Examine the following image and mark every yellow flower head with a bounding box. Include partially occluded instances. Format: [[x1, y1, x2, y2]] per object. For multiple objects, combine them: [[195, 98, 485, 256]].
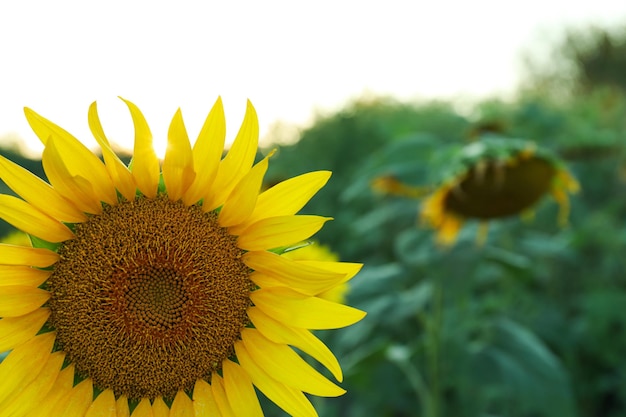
[[420, 138, 580, 246], [0, 98, 365, 416]]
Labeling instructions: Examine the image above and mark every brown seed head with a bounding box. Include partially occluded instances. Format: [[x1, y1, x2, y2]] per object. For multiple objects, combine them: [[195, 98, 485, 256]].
[[48, 196, 253, 400]]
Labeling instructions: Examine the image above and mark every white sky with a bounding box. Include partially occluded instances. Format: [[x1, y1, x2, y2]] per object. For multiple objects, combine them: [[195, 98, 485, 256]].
[[0, 0, 625, 157]]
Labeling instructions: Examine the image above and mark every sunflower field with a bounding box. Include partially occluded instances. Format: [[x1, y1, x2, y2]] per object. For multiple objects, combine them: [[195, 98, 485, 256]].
[[259, 87, 626, 417], [1, 28, 626, 417], [1, 91, 625, 417]]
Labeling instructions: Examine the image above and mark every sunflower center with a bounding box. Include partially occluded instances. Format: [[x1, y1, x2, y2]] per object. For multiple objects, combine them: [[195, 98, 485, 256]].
[[445, 156, 556, 219], [125, 266, 188, 330], [48, 196, 253, 400]]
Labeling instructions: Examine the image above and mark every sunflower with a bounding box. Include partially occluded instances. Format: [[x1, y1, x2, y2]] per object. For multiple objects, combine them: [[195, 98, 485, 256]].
[[420, 138, 580, 246], [0, 98, 365, 416]]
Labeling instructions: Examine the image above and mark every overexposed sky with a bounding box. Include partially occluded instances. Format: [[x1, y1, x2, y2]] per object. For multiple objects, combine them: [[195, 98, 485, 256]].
[[0, 0, 625, 156]]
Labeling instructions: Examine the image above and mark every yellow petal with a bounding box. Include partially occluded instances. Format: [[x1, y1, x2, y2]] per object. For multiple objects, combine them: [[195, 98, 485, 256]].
[[243, 251, 345, 296], [234, 340, 318, 417], [85, 389, 117, 417], [0, 244, 58, 267], [121, 98, 160, 199], [241, 328, 345, 397], [296, 260, 362, 279], [0, 265, 50, 286], [219, 152, 272, 228], [52, 142, 118, 206], [211, 373, 236, 417], [152, 396, 170, 417], [203, 100, 259, 212], [51, 378, 93, 417], [247, 272, 283, 289], [170, 390, 194, 417], [24, 364, 75, 417], [0, 195, 74, 242], [117, 395, 131, 417], [0, 286, 50, 317], [192, 379, 220, 417], [88, 101, 137, 201], [23, 107, 75, 145], [237, 215, 332, 250], [436, 215, 463, 246], [317, 282, 350, 304], [222, 359, 264, 417], [182, 97, 226, 206], [42, 137, 103, 214], [230, 171, 331, 234], [0, 307, 50, 352], [251, 287, 366, 329], [0, 155, 87, 223], [288, 260, 362, 295], [1, 351, 65, 417], [163, 109, 196, 202], [247, 306, 342, 381], [0, 332, 55, 407], [24, 107, 117, 205], [131, 398, 154, 417]]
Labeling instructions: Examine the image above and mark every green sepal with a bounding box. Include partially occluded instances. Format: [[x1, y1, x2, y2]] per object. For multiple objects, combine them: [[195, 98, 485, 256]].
[[268, 240, 313, 255], [158, 172, 166, 194], [434, 136, 564, 186], [29, 234, 61, 252]]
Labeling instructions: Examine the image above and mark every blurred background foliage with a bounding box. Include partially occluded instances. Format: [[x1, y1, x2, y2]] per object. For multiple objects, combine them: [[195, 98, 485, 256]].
[[3, 23, 626, 417], [260, 22, 626, 417]]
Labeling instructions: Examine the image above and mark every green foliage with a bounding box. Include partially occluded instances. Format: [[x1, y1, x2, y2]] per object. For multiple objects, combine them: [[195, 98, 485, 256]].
[[263, 92, 626, 416], [521, 23, 626, 100], [266, 97, 467, 260], [561, 26, 626, 92]]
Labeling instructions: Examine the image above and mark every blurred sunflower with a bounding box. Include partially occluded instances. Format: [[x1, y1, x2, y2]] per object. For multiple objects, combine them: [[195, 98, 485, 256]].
[[0, 98, 365, 416], [420, 138, 579, 246]]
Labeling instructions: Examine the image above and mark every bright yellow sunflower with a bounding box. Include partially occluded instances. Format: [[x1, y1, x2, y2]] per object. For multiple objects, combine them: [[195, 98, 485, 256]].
[[0, 98, 365, 416]]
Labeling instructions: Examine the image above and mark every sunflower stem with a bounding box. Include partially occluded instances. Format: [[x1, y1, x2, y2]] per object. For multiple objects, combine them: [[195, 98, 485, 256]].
[[426, 273, 443, 417], [387, 349, 433, 416]]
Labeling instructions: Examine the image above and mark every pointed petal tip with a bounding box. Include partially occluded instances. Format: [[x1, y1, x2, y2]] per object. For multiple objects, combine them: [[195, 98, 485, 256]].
[[212, 96, 224, 111], [245, 99, 258, 115], [23, 107, 38, 119], [117, 96, 137, 109]]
